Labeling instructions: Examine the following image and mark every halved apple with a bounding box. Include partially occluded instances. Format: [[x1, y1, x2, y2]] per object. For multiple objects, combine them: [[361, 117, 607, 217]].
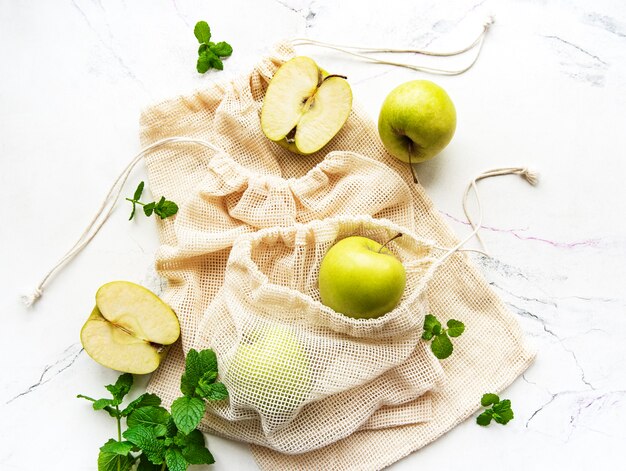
[[261, 56, 352, 155], [80, 281, 180, 374]]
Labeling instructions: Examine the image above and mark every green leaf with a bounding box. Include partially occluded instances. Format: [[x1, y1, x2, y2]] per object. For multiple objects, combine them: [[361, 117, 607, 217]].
[[100, 439, 134, 456], [211, 41, 233, 57], [447, 319, 465, 337], [423, 314, 440, 333], [476, 410, 493, 426], [136, 454, 161, 471], [183, 443, 215, 465], [493, 408, 514, 425], [127, 406, 171, 436], [197, 381, 228, 401], [129, 201, 137, 220], [431, 332, 453, 359], [133, 181, 145, 201], [93, 398, 115, 410], [143, 202, 155, 217], [97, 449, 135, 471], [121, 393, 162, 416], [481, 393, 500, 407], [123, 425, 165, 464], [194, 21, 211, 44], [106, 373, 133, 404], [197, 53, 210, 74], [181, 349, 217, 396], [180, 429, 205, 446], [165, 448, 188, 471], [198, 44, 208, 55], [492, 399, 514, 424], [209, 56, 224, 70], [171, 396, 205, 434], [421, 331, 434, 341], [154, 200, 179, 219], [166, 416, 178, 437]]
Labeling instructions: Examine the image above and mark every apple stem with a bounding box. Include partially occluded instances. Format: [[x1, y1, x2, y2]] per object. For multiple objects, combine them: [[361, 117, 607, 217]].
[[322, 74, 348, 82], [379, 233, 403, 253], [407, 147, 419, 184]]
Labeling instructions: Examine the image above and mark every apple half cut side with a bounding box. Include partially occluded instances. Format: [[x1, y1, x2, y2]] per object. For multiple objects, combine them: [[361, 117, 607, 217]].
[[260, 56, 353, 155], [80, 281, 180, 374]]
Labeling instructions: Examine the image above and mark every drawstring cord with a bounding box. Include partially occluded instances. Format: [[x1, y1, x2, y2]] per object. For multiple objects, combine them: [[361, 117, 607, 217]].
[[291, 16, 494, 76], [21, 137, 223, 307], [434, 167, 539, 264]]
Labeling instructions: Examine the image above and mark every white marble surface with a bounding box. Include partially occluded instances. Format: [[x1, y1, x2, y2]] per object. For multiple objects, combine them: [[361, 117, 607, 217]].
[[2, 0, 625, 469]]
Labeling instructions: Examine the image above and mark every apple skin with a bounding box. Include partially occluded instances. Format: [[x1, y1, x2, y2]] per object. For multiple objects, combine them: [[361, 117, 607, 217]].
[[378, 80, 456, 163], [228, 327, 311, 415], [318, 236, 406, 319]]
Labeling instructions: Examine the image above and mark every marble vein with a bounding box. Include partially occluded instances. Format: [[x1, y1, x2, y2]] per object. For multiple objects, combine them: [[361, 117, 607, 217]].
[[542, 35, 608, 66], [440, 210, 601, 249], [6, 344, 84, 404], [584, 13, 626, 39], [70, 0, 146, 88]]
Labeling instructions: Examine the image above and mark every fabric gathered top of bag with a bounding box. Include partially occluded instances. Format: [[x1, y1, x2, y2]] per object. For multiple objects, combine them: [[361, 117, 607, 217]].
[[23, 16, 539, 470]]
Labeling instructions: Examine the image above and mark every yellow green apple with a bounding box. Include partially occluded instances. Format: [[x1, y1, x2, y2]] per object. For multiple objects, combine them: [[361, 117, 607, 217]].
[[378, 80, 456, 164], [261, 56, 352, 155], [80, 281, 180, 374], [227, 326, 311, 415], [318, 235, 406, 319]]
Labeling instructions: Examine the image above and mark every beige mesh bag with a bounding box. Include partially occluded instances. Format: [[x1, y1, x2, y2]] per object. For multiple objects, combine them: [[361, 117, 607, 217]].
[[192, 215, 445, 453], [135, 42, 536, 469]]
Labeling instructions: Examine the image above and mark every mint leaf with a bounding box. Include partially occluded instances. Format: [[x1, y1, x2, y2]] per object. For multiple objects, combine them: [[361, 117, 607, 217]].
[[129, 201, 137, 220], [181, 348, 218, 397], [421, 330, 434, 341], [197, 54, 211, 73], [133, 181, 145, 201], [481, 393, 500, 407], [165, 448, 188, 471], [121, 393, 162, 416], [194, 21, 211, 44], [198, 44, 208, 55], [123, 426, 165, 464], [154, 200, 178, 219], [431, 331, 453, 359], [97, 449, 135, 471], [127, 406, 171, 436], [447, 319, 465, 337], [100, 439, 134, 456], [183, 443, 215, 465], [197, 381, 229, 401], [476, 410, 493, 426], [143, 202, 155, 217], [136, 454, 161, 471], [477, 395, 514, 426], [179, 429, 205, 446], [211, 41, 233, 57], [423, 314, 440, 336], [93, 398, 114, 410], [106, 373, 133, 404], [171, 396, 205, 434], [492, 399, 514, 424], [209, 56, 224, 70]]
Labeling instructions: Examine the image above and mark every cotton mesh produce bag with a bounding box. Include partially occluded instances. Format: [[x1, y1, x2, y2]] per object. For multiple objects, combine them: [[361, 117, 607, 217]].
[[140, 42, 535, 469], [192, 215, 446, 453]]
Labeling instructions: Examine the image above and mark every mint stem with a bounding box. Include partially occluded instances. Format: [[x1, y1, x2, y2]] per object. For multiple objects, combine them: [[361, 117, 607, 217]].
[[125, 198, 145, 206]]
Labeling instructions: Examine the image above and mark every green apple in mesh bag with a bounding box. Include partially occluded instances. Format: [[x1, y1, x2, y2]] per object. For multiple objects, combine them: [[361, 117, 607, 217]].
[[318, 235, 406, 319], [228, 326, 311, 415], [378, 80, 456, 164]]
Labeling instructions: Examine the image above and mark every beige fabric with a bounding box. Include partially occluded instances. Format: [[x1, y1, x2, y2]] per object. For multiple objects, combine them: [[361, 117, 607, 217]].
[[140, 42, 535, 469], [193, 216, 445, 453]]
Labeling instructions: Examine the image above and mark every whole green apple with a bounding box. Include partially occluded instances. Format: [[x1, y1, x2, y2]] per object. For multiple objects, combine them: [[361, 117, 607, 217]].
[[318, 235, 406, 319], [228, 326, 311, 416], [378, 80, 456, 164]]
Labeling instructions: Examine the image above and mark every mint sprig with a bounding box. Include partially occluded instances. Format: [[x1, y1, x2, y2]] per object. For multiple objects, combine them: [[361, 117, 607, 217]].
[[78, 349, 227, 470], [126, 181, 178, 221], [194, 21, 233, 73], [476, 393, 514, 426], [422, 314, 465, 359]]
